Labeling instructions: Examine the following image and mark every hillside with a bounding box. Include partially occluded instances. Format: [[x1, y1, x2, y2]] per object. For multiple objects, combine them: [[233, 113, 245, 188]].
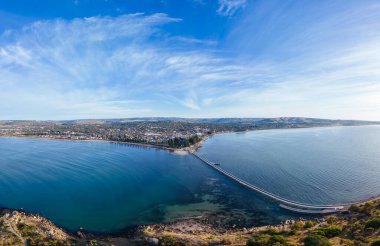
[[1, 199, 380, 245]]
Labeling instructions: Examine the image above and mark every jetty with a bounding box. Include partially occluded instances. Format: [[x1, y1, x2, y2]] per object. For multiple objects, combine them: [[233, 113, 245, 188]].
[[192, 152, 352, 214]]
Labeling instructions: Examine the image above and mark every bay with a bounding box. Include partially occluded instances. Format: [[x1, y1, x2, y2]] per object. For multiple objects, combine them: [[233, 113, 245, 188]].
[[1, 125, 379, 232]]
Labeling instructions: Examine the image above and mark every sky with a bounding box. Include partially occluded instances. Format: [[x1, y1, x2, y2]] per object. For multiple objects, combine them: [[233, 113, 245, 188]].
[[0, 0, 380, 120]]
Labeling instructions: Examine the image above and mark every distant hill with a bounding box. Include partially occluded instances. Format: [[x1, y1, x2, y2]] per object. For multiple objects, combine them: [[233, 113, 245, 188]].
[[1, 117, 380, 126], [67, 117, 380, 126]]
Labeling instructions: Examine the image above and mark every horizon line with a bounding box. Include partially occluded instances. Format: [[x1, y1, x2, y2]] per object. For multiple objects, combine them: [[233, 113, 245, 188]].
[[1, 116, 380, 122]]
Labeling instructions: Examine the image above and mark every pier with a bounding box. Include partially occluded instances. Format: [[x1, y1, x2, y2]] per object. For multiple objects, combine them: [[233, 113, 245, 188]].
[[192, 152, 350, 214]]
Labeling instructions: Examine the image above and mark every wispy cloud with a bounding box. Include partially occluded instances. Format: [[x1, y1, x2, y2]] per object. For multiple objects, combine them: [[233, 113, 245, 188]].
[[0, 13, 255, 119], [0, 14, 183, 119], [217, 0, 246, 16], [1, 1, 380, 120]]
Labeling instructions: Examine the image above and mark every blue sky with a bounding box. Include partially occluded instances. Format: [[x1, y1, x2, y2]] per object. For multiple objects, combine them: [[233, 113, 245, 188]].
[[0, 0, 380, 120]]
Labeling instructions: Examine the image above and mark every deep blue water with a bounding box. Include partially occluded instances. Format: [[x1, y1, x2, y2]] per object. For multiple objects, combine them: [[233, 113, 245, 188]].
[[198, 125, 380, 205], [1, 125, 379, 233]]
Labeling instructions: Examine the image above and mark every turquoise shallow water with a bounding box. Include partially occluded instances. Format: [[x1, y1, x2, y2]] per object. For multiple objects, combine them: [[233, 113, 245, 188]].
[[1, 125, 380, 232], [197, 125, 380, 205]]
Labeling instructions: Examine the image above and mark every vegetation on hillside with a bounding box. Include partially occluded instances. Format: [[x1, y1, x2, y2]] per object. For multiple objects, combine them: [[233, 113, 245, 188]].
[[1, 199, 380, 245], [144, 200, 380, 246]]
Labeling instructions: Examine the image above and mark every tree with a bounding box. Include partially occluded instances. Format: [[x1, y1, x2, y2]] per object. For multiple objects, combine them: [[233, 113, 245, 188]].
[[168, 139, 174, 147], [185, 138, 190, 147], [189, 135, 201, 145], [174, 137, 180, 147]]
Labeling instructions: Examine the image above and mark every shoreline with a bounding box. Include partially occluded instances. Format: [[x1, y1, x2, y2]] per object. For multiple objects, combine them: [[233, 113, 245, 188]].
[[2, 197, 380, 245], [1, 125, 380, 244], [1, 124, 380, 210], [0, 134, 207, 155], [1, 124, 378, 156], [2, 194, 380, 236], [0, 206, 288, 241], [2, 125, 380, 209]]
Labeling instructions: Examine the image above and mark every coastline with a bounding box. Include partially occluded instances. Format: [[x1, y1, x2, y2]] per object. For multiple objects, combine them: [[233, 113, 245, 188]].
[[0, 123, 380, 155], [0, 134, 208, 155], [2, 196, 380, 245], [2, 125, 380, 210], [1, 124, 378, 156], [1, 125, 380, 244]]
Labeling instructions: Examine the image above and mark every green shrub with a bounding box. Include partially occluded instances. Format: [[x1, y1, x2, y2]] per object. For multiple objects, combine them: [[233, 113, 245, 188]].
[[313, 226, 342, 238], [246, 234, 288, 246], [291, 221, 304, 230], [339, 238, 354, 246], [362, 202, 377, 215], [159, 236, 191, 246], [89, 239, 97, 245], [246, 234, 287, 246], [365, 217, 380, 229], [349, 205, 360, 213], [304, 221, 316, 229], [349, 202, 377, 215], [246, 234, 270, 246], [303, 234, 331, 246], [341, 210, 350, 215], [265, 228, 281, 235], [371, 239, 380, 246], [326, 217, 337, 224], [17, 223, 26, 230], [246, 239, 261, 246], [269, 235, 286, 244]]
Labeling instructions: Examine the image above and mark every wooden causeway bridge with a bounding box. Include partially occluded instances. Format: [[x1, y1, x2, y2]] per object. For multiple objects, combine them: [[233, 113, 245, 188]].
[[192, 152, 352, 214]]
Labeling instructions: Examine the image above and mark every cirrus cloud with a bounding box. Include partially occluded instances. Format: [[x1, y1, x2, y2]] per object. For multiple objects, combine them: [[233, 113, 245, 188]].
[[1, 2, 380, 121]]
